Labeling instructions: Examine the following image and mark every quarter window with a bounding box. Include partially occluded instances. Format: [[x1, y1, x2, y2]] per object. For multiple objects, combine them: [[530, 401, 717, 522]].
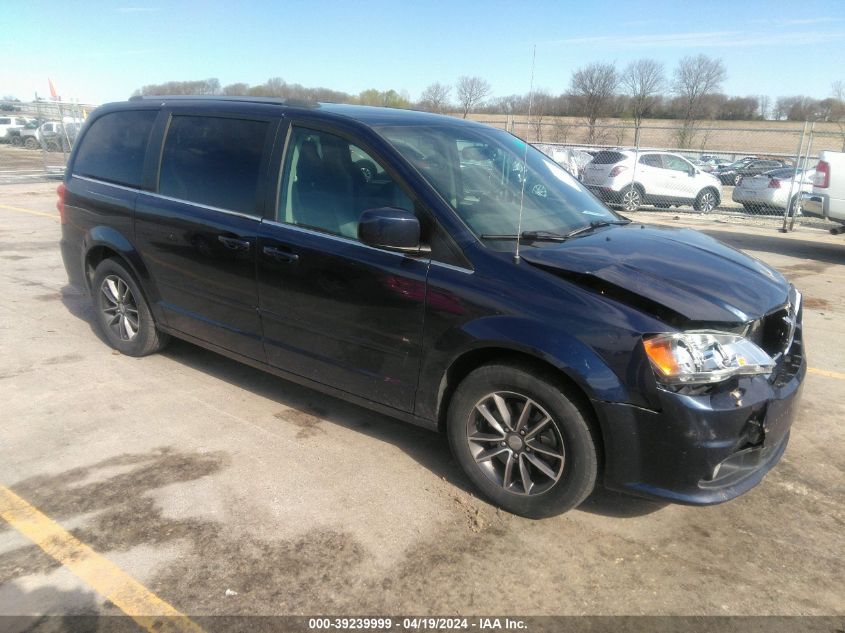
[[73, 110, 157, 188], [278, 127, 412, 239], [159, 115, 268, 215]]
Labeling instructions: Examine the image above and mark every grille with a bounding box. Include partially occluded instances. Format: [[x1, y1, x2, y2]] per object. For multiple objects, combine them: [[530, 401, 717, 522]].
[[746, 290, 802, 359]]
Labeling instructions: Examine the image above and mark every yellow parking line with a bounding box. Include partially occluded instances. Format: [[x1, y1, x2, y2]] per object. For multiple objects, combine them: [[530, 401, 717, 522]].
[[0, 203, 58, 219], [0, 485, 206, 633], [808, 367, 845, 381]]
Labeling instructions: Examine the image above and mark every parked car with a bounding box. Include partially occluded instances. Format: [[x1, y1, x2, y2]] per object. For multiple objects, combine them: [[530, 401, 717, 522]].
[[60, 98, 805, 518], [801, 150, 845, 230], [732, 167, 815, 214], [580, 149, 722, 212], [696, 157, 730, 173], [0, 116, 30, 142], [713, 158, 786, 185]]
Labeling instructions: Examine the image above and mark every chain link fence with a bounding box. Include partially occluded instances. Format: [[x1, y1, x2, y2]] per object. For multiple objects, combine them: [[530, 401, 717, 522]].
[[0, 99, 92, 184], [472, 115, 845, 232], [2, 99, 844, 233]]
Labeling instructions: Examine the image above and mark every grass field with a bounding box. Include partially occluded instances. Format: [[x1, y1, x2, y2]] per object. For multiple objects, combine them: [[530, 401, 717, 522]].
[[467, 114, 845, 157]]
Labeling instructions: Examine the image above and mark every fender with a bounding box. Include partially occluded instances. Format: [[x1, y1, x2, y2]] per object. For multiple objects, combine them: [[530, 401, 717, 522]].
[[82, 225, 163, 308], [417, 314, 630, 423]]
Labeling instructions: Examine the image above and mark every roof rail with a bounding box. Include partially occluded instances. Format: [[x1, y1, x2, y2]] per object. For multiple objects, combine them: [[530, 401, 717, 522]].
[[127, 94, 320, 108]]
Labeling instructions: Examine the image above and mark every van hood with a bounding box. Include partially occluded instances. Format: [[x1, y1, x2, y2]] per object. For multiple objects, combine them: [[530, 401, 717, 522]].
[[519, 224, 789, 324]]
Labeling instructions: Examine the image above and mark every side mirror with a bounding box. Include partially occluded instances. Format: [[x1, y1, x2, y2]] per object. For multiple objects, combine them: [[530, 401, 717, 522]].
[[358, 207, 423, 253]]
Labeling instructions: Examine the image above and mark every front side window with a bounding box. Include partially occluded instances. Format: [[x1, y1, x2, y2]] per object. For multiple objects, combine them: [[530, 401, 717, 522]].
[[278, 127, 412, 239], [375, 124, 621, 241], [159, 115, 267, 215], [663, 155, 692, 173], [73, 110, 157, 187]]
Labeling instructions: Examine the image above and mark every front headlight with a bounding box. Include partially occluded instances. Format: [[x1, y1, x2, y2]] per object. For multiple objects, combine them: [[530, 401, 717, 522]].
[[643, 331, 775, 386]]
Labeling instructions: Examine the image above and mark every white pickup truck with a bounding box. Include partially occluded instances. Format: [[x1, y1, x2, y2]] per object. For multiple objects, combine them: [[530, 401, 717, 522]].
[[801, 150, 845, 233]]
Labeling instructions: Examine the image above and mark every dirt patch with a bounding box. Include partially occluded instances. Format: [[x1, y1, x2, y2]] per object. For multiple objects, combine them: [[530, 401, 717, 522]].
[[33, 292, 62, 302], [776, 260, 830, 279], [803, 296, 831, 310], [41, 354, 83, 366], [274, 407, 327, 439]]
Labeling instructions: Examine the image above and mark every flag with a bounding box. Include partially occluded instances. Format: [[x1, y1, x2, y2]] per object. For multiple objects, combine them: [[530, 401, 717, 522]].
[[48, 79, 59, 101]]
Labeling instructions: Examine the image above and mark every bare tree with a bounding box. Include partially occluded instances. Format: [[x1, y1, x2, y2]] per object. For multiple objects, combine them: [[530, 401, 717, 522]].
[[622, 59, 664, 145], [672, 55, 727, 147], [222, 83, 250, 96], [830, 80, 845, 150], [418, 82, 451, 113], [456, 76, 491, 119], [569, 62, 619, 144], [759, 95, 771, 120], [529, 90, 555, 142]]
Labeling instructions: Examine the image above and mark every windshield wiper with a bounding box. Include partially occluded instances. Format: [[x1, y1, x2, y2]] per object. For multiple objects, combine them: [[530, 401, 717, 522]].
[[481, 220, 630, 243], [563, 219, 630, 238], [480, 230, 569, 242]]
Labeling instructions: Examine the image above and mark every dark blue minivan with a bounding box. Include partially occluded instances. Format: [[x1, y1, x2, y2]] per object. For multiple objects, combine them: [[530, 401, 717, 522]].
[[59, 97, 805, 517]]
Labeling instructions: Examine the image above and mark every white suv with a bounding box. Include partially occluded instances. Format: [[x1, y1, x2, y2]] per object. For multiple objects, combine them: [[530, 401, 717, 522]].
[[0, 116, 30, 142], [581, 150, 723, 213]]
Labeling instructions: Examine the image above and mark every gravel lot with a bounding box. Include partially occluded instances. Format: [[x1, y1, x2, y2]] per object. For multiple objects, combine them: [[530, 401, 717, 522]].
[[0, 182, 843, 624]]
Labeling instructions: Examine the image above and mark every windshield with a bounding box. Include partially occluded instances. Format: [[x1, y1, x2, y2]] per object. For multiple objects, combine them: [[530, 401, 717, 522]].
[[374, 124, 621, 243]]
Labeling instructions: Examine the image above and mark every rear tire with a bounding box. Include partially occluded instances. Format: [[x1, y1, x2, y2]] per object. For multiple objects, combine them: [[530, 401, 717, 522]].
[[447, 363, 598, 518], [92, 258, 169, 357], [23, 137, 39, 150], [621, 185, 642, 212]]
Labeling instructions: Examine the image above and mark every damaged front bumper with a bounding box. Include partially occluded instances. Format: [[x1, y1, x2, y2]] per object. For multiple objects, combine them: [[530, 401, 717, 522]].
[[594, 329, 806, 505]]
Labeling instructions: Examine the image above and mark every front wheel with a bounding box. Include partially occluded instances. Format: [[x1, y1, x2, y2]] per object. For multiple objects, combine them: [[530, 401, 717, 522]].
[[92, 258, 169, 356], [695, 189, 719, 213], [447, 364, 598, 518]]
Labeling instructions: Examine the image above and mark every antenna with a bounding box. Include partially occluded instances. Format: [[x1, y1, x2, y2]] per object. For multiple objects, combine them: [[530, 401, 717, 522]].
[[514, 45, 537, 264]]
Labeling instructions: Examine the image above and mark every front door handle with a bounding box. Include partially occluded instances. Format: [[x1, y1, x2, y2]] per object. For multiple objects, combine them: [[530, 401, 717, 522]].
[[263, 246, 299, 263], [218, 235, 251, 251]]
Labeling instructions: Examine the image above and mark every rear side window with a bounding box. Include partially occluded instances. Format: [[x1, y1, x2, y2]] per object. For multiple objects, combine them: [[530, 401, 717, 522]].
[[159, 115, 268, 214], [0, 118, 10, 125], [639, 154, 663, 168], [590, 151, 626, 165], [73, 110, 157, 187]]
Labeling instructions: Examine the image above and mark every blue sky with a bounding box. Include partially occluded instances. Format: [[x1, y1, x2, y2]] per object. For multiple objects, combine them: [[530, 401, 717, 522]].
[[2, 0, 844, 105]]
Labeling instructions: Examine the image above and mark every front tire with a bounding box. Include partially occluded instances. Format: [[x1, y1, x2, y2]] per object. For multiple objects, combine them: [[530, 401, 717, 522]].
[[92, 258, 169, 357], [695, 189, 719, 213], [447, 363, 598, 518]]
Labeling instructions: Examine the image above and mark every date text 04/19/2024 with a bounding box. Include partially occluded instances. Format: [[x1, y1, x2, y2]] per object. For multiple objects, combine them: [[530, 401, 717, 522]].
[[307, 618, 528, 630]]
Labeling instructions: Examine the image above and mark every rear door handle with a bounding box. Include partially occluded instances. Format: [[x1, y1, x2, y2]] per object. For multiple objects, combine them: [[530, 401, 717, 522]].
[[262, 246, 299, 263], [218, 235, 251, 251]]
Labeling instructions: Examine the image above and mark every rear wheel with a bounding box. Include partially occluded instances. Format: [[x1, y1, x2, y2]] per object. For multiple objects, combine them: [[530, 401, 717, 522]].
[[621, 185, 642, 212], [447, 363, 598, 518], [23, 137, 39, 150], [92, 258, 169, 357], [788, 194, 802, 217], [695, 189, 719, 213]]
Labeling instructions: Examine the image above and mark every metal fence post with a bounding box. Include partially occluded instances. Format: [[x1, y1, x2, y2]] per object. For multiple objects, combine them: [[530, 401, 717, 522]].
[[781, 121, 808, 233], [788, 122, 815, 232]]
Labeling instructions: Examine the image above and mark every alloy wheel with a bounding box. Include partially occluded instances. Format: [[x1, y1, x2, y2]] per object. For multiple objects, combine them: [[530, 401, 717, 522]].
[[699, 191, 717, 212], [466, 391, 565, 496], [100, 275, 140, 341], [622, 188, 641, 212]]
